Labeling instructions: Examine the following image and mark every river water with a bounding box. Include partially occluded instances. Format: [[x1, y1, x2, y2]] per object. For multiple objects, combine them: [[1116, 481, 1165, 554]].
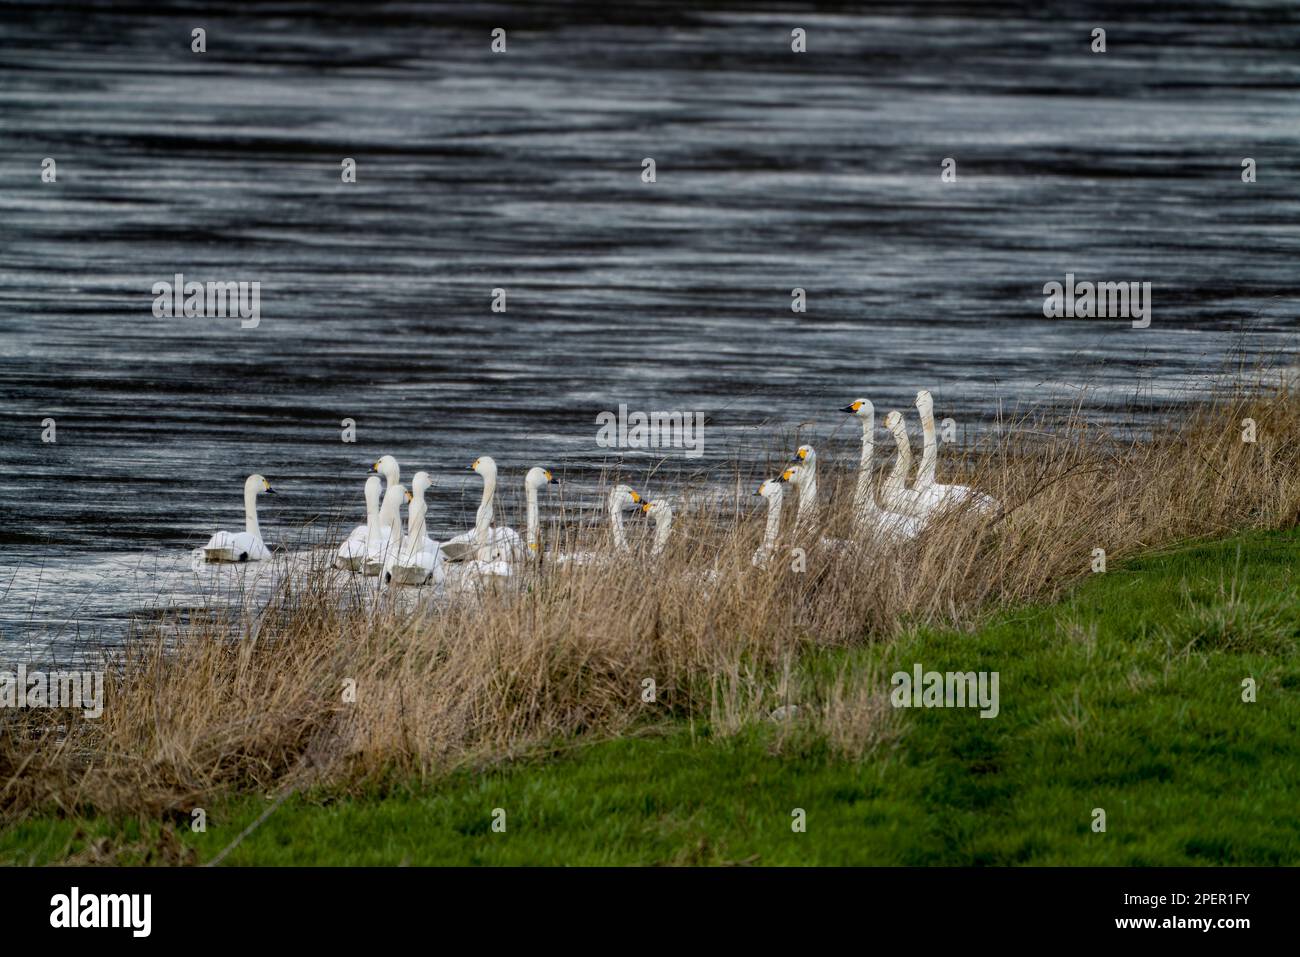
[[1, 1, 1298, 662]]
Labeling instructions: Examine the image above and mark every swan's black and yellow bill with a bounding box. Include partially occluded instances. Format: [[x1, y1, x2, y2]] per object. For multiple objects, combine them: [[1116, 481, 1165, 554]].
[[780, 468, 796, 482], [841, 400, 863, 413], [404, 489, 413, 503], [793, 447, 809, 461], [544, 469, 557, 484], [262, 478, 277, 495]]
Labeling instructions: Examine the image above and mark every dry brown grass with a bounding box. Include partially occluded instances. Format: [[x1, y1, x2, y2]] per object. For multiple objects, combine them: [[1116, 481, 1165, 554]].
[[3, 378, 1299, 820]]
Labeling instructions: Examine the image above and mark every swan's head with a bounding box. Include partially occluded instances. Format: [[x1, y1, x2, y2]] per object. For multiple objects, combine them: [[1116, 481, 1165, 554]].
[[915, 390, 933, 413], [792, 445, 816, 466], [469, 456, 498, 480], [756, 478, 784, 500], [245, 474, 276, 496], [779, 465, 803, 485], [410, 471, 431, 498], [611, 485, 642, 509], [883, 410, 906, 432], [841, 398, 874, 419], [370, 455, 399, 483], [526, 466, 558, 489], [641, 500, 670, 520]]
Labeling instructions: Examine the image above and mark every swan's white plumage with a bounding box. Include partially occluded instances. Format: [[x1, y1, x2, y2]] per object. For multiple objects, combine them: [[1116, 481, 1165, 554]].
[[336, 474, 383, 570], [384, 471, 446, 586], [203, 474, 274, 562], [913, 390, 998, 514], [839, 399, 926, 544], [551, 484, 642, 565]]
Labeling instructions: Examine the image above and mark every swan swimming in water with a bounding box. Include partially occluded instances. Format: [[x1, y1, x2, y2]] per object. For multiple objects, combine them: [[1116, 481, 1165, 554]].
[[788, 445, 821, 533], [335, 474, 382, 571], [385, 471, 446, 586], [364, 474, 406, 577], [751, 478, 784, 568], [913, 390, 998, 513], [441, 456, 525, 564], [202, 474, 275, 562], [524, 466, 559, 558], [839, 398, 926, 543], [640, 499, 673, 558], [880, 410, 938, 520], [552, 484, 642, 565]]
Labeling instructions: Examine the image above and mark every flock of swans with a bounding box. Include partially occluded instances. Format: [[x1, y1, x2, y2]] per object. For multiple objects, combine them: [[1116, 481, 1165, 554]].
[[201, 390, 996, 586]]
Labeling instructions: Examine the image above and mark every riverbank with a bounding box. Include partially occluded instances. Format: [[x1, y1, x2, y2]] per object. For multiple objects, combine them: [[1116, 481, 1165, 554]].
[[3, 527, 1297, 865]]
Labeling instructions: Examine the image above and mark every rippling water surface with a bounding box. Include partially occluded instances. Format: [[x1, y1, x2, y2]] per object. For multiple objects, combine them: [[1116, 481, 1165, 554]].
[[2, 1, 1298, 661]]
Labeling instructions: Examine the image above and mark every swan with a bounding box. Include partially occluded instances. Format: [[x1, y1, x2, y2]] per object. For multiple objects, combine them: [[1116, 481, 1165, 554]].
[[552, 484, 642, 565], [880, 410, 936, 520], [363, 477, 406, 576], [751, 478, 783, 567], [838, 399, 926, 543], [640, 499, 673, 558], [384, 471, 446, 586], [441, 456, 525, 564], [202, 474, 275, 562], [524, 466, 558, 558], [913, 390, 998, 513], [335, 474, 382, 570], [788, 445, 820, 532]]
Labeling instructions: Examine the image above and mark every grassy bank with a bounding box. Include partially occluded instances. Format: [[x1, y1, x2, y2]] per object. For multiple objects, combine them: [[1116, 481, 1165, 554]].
[[5, 528, 1297, 865]]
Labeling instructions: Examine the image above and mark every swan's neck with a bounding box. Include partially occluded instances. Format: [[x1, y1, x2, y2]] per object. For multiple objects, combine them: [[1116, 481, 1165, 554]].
[[884, 427, 912, 496], [474, 473, 496, 547], [407, 498, 427, 545], [244, 486, 260, 538], [651, 509, 672, 557], [919, 406, 937, 487], [795, 463, 817, 529], [610, 494, 628, 552], [378, 488, 402, 546], [762, 493, 783, 552], [364, 485, 380, 545], [854, 417, 878, 517], [526, 483, 540, 553]]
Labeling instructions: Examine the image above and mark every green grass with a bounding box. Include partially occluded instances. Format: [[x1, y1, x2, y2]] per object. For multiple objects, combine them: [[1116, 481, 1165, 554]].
[[4, 529, 1299, 865]]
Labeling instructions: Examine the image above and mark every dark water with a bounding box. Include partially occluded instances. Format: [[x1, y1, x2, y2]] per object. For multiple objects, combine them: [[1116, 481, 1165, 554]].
[[2, 1, 1298, 660]]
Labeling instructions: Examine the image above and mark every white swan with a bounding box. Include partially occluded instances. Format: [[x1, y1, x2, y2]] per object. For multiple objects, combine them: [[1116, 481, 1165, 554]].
[[524, 466, 558, 558], [751, 478, 783, 568], [202, 474, 275, 562], [335, 474, 382, 571], [364, 477, 405, 577], [552, 484, 642, 565], [385, 471, 446, 586], [880, 411, 936, 520], [788, 445, 820, 533], [839, 399, 925, 544], [640, 499, 673, 558], [441, 456, 525, 564], [913, 389, 998, 513]]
